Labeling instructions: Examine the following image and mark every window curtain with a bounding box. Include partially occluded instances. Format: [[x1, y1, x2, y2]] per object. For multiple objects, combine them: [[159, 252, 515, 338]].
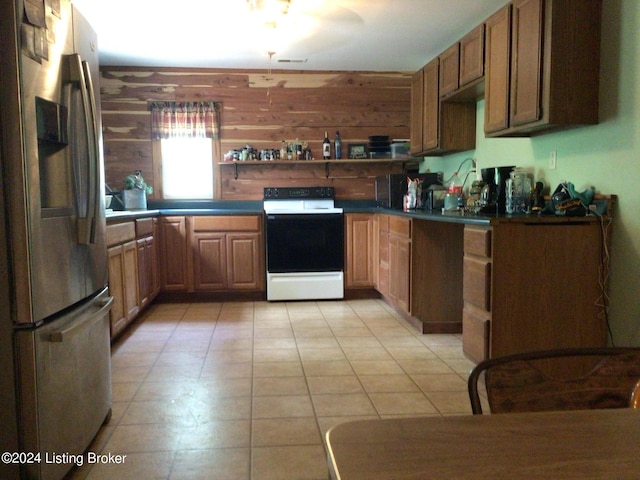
[[149, 101, 220, 139]]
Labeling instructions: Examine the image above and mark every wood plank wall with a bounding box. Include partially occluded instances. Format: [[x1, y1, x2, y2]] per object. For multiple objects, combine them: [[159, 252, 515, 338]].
[[99, 67, 413, 200]]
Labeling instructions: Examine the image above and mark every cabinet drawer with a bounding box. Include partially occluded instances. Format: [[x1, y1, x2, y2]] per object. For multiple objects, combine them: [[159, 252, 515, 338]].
[[135, 217, 154, 237], [191, 215, 260, 232], [464, 226, 491, 257], [106, 221, 135, 247], [463, 255, 491, 311], [462, 307, 490, 363], [389, 216, 411, 238]]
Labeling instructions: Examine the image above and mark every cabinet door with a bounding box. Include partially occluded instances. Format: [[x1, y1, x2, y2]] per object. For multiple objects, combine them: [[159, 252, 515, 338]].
[[460, 24, 485, 86], [159, 216, 190, 291], [439, 43, 460, 97], [137, 235, 157, 309], [137, 237, 151, 309], [227, 233, 263, 290], [149, 224, 160, 299], [389, 236, 411, 314], [377, 216, 390, 297], [192, 232, 226, 290], [345, 214, 374, 288], [122, 239, 140, 321], [107, 245, 127, 338], [422, 59, 439, 151], [409, 69, 424, 156], [484, 4, 512, 134], [510, 0, 543, 127]]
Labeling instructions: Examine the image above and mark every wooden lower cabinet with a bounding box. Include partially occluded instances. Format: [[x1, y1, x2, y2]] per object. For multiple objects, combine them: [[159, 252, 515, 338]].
[[462, 221, 607, 363], [462, 225, 492, 362], [189, 215, 264, 292], [155, 215, 264, 294], [411, 219, 464, 334], [387, 216, 411, 315], [159, 216, 190, 291], [192, 232, 226, 290], [489, 221, 606, 357], [226, 233, 263, 290], [376, 215, 390, 297], [345, 213, 375, 288], [107, 226, 139, 339], [136, 218, 159, 310], [192, 230, 263, 291]]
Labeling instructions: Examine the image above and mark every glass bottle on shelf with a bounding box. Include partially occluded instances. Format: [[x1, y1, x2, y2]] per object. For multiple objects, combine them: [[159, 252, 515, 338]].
[[334, 131, 342, 159], [323, 131, 331, 159]]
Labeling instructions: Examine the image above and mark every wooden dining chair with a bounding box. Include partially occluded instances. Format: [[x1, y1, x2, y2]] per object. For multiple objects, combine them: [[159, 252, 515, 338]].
[[468, 347, 640, 414], [631, 379, 640, 408]]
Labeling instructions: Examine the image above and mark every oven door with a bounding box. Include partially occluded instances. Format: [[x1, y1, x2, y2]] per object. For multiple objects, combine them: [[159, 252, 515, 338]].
[[265, 213, 344, 273]]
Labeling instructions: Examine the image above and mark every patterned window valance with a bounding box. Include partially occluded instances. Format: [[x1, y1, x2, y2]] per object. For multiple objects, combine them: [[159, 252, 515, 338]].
[[149, 101, 220, 139]]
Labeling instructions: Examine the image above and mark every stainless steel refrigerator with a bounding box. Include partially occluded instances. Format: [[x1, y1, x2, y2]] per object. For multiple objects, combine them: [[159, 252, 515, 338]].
[[0, 0, 112, 479]]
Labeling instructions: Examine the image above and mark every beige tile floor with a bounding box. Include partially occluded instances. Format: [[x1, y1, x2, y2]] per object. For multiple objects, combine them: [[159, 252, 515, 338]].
[[68, 299, 475, 480]]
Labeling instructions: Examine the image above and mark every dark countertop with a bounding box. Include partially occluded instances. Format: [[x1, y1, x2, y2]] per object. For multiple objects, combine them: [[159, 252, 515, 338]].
[[106, 200, 600, 226]]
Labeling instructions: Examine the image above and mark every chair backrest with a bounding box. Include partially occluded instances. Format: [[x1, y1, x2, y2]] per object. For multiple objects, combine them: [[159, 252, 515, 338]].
[[468, 347, 640, 414], [631, 379, 640, 409]]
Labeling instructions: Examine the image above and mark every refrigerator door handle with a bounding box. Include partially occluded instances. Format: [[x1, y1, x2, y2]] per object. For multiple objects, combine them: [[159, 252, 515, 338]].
[[65, 53, 97, 245], [82, 59, 101, 245], [49, 296, 113, 343]]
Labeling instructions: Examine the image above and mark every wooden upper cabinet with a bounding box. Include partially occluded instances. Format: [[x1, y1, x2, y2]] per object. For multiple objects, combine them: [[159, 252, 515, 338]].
[[485, 0, 602, 136], [439, 43, 459, 97], [410, 52, 476, 156], [409, 69, 424, 156], [460, 24, 485, 86], [484, 4, 512, 134], [510, 0, 543, 127], [422, 59, 440, 152]]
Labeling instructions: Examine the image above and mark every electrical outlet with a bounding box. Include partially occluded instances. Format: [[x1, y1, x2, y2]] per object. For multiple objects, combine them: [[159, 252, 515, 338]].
[[549, 150, 557, 170]]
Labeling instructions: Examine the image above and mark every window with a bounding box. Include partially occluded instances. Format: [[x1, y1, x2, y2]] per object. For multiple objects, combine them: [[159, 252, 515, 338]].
[[160, 137, 214, 199], [149, 101, 220, 200]]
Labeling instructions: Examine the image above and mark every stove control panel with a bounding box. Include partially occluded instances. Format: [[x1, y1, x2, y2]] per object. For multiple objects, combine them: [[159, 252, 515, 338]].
[[263, 187, 334, 200]]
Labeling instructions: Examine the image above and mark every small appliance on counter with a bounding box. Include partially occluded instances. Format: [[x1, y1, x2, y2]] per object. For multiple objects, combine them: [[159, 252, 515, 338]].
[[479, 166, 515, 214], [376, 173, 442, 209]]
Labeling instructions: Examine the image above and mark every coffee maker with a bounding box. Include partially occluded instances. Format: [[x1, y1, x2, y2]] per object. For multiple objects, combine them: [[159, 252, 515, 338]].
[[479, 166, 514, 214]]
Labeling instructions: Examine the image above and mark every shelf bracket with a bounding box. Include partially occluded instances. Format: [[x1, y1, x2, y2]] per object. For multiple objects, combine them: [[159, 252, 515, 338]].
[[234, 163, 238, 180], [325, 162, 330, 178]]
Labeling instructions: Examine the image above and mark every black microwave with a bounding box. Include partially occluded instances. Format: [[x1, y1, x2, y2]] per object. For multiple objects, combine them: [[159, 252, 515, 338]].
[[375, 173, 442, 209]]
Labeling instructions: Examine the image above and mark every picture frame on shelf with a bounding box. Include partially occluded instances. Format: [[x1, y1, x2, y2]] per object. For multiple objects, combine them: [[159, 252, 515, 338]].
[[348, 143, 367, 159]]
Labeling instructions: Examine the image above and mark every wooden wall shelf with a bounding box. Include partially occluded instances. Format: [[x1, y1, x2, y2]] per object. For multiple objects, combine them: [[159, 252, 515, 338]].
[[220, 158, 420, 179]]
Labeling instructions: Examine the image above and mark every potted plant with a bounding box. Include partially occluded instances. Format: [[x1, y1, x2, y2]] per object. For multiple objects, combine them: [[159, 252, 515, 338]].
[[122, 170, 152, 210]]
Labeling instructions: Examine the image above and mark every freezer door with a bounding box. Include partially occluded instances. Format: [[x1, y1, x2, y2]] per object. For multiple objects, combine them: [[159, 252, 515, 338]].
[[14, 288, 113, 480], [16, 0, 107, 324]]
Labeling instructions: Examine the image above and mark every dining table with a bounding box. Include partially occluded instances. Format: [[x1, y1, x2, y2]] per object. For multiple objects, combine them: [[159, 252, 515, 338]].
[[325, 408, 640, 479]]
